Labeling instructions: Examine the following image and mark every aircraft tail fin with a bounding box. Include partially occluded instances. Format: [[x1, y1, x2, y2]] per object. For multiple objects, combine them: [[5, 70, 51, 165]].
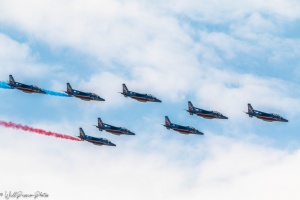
[[9, 75, 15, 85], [165, 116, 171, 126], [122, 83, 129, 94], [247, 103, 254, 117], [79, 127, 86, 137], [98, 118, 103, 127], [248, 103, 254, 113], [67, 83, 73, 93], [188, 101, 195, 111]]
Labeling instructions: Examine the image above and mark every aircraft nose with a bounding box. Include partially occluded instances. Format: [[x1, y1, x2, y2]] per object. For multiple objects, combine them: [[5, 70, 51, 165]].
[[198, 131, 204, 135], [223, 116, 229, 119], [283, 119, 288, 122], [155, 99, 162, 103], [110, 143, 117, 147]]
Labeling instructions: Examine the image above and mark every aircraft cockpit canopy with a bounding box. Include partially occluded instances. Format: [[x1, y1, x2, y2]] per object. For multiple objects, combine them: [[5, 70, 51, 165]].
[[187, 126, 196, 130], [273, 114, 282, 118]]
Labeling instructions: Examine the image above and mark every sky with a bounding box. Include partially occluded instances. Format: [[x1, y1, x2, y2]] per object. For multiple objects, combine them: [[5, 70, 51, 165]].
[[0, 0, 300, 199]]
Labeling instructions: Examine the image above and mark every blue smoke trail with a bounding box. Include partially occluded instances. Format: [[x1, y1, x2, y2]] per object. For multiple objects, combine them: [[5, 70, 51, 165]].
[[0, 82, 12, 89], [42, 89, 72, 97]]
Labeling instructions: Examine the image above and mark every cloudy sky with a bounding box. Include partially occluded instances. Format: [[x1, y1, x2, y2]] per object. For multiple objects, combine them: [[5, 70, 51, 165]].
[[0, 0, 300, 199]]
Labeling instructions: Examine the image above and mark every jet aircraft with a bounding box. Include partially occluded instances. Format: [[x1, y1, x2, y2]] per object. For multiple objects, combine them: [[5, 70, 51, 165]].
[[163, 116, 204, 135], [186, 101, 228, 119], [95, 118, 135, 136], [8, 75, 46, 94], [245, 103, 288, 122], [65, 83, 105, 101], [120, 84, 161, 102], [78, 128, 116, 146]]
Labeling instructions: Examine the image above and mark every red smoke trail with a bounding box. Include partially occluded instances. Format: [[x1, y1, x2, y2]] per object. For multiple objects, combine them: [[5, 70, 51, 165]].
[[0, 121, 81, 141]]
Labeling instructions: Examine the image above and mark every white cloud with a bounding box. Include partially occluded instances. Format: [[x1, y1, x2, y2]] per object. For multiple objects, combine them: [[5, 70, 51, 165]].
[[0, 34, 49, 80], [0, 126, 299, 200]]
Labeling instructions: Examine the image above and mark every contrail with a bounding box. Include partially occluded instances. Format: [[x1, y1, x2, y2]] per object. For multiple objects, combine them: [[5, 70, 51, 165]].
[[0, 121, 81, 141], [42, 89, 72, 97], [0, 82, 12, 89]]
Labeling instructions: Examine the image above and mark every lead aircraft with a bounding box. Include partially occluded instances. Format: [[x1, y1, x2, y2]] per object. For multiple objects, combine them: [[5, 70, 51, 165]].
[[120, 84, 162, 102], [163, 116, 204, 135], [245, 103, 288, 122], [8, 75, 46, 94], [65, 83, 105, 101], [78, 128, 116, 146], [186, 101, 228, 119], [95, 118, 135, 136]]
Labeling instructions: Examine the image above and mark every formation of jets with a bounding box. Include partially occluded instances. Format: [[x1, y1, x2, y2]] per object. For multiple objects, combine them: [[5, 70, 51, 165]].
[[3, 74, 289, 147]]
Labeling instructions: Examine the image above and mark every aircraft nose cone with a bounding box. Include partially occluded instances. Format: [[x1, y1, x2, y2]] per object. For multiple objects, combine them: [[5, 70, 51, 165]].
[[223, 116, 229, 119], [283, 119, 288, 122], [110, 143, 117, 147], [155, 99, 162, 103]]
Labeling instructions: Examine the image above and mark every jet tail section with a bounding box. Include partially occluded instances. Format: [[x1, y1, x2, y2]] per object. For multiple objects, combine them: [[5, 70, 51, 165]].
[[247, 103, 254, 117], [122, 83, 129, 94], [9, 75, 15, 85], [187, 101, 195, 114], [98, 118, 103, 128], [165, 116, 171, 126], [67, 83, 73, 93], [79, 127, 86, 138]]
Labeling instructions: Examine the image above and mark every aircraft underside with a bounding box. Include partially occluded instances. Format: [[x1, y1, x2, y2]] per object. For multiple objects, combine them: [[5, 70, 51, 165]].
[[18, 88, 35, 93], [197, 114, 215, 119], [173, 128, 191, 134], [107, 130, 123, 134], [257, 116, 275, 122], [132, 97, 148, 102]]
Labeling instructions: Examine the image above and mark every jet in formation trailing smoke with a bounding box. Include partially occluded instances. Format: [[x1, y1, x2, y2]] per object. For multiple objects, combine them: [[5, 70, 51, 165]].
[[78, 128, 116, 146], [163, 116, 204, 135], [95, 117, 135, 136], [8, 75, 46, 94], [245, 103, 288, 122], [65, 83, 105, 101], [186, 101, 228, 119], [120, 83, 162, 103]]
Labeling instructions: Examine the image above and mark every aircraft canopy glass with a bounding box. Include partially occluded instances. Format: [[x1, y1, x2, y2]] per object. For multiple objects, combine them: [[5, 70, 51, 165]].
[[102, 138, 111, 142], [33, 85, 40, 89], [273, 114, 282, 118], [187, 126, 196, 130], [147, 94, 155, 98]]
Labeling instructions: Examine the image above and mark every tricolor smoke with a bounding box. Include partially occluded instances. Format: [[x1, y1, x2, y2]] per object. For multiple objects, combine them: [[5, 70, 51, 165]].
[[42, 89, 72, 97], [0, 121, 81, 141], [0, 82, 12, 89]]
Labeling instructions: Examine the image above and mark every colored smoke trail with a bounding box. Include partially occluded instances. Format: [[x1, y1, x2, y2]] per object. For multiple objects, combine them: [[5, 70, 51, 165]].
[[0, 120, 81, 141], [42, 89, 71, 97], [0, 82, 12, 89]]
